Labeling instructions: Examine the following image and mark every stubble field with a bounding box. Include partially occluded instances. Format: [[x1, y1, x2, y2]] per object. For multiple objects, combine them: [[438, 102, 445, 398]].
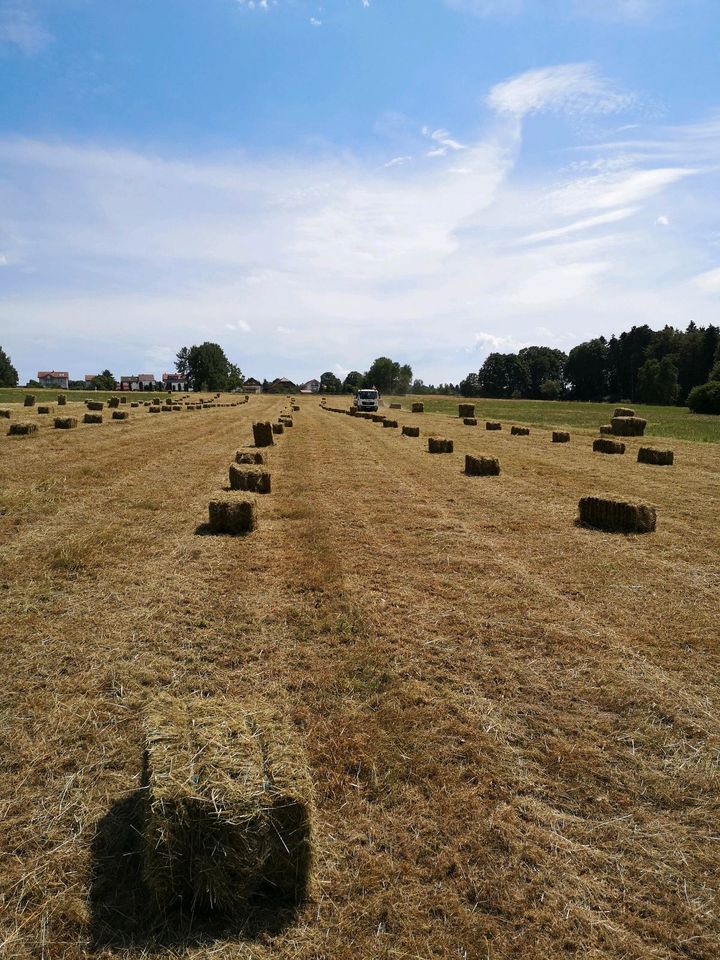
[[1, 395, 719, 960]]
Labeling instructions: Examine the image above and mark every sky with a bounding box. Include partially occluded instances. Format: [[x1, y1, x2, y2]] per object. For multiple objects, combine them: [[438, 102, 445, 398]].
[[1, 0, 719, 385]]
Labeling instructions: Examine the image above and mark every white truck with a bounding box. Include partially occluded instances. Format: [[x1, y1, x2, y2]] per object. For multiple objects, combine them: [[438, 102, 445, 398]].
[[354, 388, 380, 412]]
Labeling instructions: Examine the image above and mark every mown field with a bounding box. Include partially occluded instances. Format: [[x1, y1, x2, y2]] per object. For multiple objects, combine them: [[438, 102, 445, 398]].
[[1, 395, 719, 960], [387, 395, 720, 443], [0, 388, 216, 405]]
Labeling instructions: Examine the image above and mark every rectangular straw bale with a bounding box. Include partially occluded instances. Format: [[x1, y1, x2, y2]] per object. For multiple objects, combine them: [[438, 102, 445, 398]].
[[463, 418, 477, 426], [486, 422, 502, 431], [382, 419, 398, 428], [465, 454, 500, 476], [8, 422, 38, 435], [87, 401, 104, 411], [107, 397, 120, 409], [229, 464, 271, 494], [54, 417, 78, 429], [411, 402, 424, 413], [83, 413, 103, 424], [552, 431, 570, 443], [208, 497, 257, 534], [611, 416, 647, 437], [389, 403, 402, 409], [510, 426, 529, 436], [272, 422, 284, 435], [23, 395, 35, 407], [253, 422, 274, 447], [57, 395, 67, 406], [593, 438, 625, 455], [0, 410, 10, 418], [37, 406, 51, 414], [428, 437, 453, 453], [638, 447, 674, 466], [143, 695, 314, 911], [402, 425, 420, 437], [112, 410, 129, 420], [458, 403, 475, 418], [599, 424, 613, 435], [613, 407, 635, 418], [236, 451, 265, 465], [149, 406, 161, 413], [578, 496, 656, 533]]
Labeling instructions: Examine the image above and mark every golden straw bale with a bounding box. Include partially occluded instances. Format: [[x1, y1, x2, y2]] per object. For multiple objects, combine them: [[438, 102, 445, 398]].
[[465, 454, 500, 476], [0, 409, 10, 418], [229, 465, 272, 494], [463, 418, 477, 426], [458, 403, 475, 418], [235, 451, 265, 465], [552, 431, 570, 443], [382, 419, 398, 428], [611, 416, 647, 437], [613, 407, 635, 417], [143, 694, 315, 912], [253, 422, 274, 447], [23, 394, 35, 407], [83, 413, 103, 424], [411, 402, 424, 413], [37, 406, 51, 414], [593, 438, 625, 455], [8, 422, 38, 436], [578, 496, 656, 533], [57, 395, 67, 406], [510, 426, 529, 436], [208, 497, 257, 534], [638, 447, 674, 466], [402, 425, 420, 437], [428, 437, 453, 453], [112, 410, 129, 420], [53, 417, 78, 429]]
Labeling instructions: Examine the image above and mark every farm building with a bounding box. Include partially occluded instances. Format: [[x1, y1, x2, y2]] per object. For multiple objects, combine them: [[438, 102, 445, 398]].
[[120, 374, 159, 391], [38, 371, 69, 389], [244, 377, 263, 393], [300, 379, 320, 394], [267, 376, 296, 393], [162, 373, 189, 392]]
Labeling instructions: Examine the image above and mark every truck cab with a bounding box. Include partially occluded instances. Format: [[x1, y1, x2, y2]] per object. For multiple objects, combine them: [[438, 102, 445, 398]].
[[354, 388, 380, 412]]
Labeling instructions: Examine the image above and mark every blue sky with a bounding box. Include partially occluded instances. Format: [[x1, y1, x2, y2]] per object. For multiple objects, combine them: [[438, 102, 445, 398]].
[[1, 0, 719, 384]]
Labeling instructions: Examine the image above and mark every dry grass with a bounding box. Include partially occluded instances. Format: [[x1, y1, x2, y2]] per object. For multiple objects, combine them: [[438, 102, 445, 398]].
[[0, 396, 719, 959]]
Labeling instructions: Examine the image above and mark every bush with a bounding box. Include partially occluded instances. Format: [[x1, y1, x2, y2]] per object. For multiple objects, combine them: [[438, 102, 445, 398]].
[[687, 381, 720, 414]]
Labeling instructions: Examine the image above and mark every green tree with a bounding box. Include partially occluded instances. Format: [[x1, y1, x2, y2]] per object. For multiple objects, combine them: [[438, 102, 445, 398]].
[[518, 346, 567, 398], [342, 371, 363, 393], [363, 357, 412, 395], [93, 369, 117, 390], [227, 363, 244, 392], [187, 342, 231, 391], [564, 339, 608, 401], [687, 381, 720, 414], [320, 371, 342, 394], [0, 346, 19, 387], [459, 372, 480, 397], [175, 346, 191, 378], [478, 353, 529, 398], [637, 357, 679, 405], [539, 378, 563, 400]]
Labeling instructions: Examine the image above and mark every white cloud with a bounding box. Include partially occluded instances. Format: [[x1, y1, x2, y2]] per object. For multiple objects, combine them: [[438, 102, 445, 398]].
[[487, 63, 634, 119], [445, 0, 671, 22], [0, 0, 52, 56], [0, 67, 718, 384], [655, 215, 669, 226]]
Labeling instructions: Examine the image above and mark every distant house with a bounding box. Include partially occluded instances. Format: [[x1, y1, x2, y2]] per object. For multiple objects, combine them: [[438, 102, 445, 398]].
[[120, 373, 159, 391], [162, 373, 188, 392], [300, 379, 320, 394], [267, 376, 296, 394], [244, 377, 262, 394], [38, 371, 69, 389]]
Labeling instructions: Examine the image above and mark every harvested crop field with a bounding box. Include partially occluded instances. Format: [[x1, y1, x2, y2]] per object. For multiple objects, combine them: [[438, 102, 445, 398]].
[[1, 395, 719, 959]]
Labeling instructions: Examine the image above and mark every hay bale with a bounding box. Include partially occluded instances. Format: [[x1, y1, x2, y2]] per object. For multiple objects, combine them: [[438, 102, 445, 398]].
[[486, 421, 501, 431], [638, 447, 674, 466], [0, 410, 10, 418], [161, 405, 172, 412], [293, 405, 300, 412], [511, 426, 529, 436], [8, 422, 37, 436], [120, 396, 127, 404], [611, 416, 647, 437], [402, 425, 420, 437], [143, 694, 314, 911], [108, 397, 120, 409], [593, 438, 625, 455], [253, 422, 274, 447], [272, 422, 284, 435], [389, 403, 402, 410], [23, 394, 35, 407], [112, 410, 129, 420], [458, 403, 475, 418], [552, 431, 570, 443], [383, 419, 398, 428], [465, 454, 500, 476], [411, 402, 424, 413], [613, 407, 635, 418], [83, 413, 103, 424], [578, 496, 656, 533], [208, 497, 257, 535], [131, 402, 140, 407], [87, 400, 104, 411], [54, 417, 78, 430], [463, 418, 477, 426], [37, 406, 51, 414], [57, 395, 67, 406], [149, 406, 161, 414], [279, 417, 294, 427], [599, 424, 613, 435], [229, 464, 271, 494], [236, 451, 265, 465], [428, 437, 453, 454]]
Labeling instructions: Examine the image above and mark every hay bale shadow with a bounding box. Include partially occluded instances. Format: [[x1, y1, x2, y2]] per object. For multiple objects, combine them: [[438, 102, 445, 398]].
[[89, 790, 300, 952]]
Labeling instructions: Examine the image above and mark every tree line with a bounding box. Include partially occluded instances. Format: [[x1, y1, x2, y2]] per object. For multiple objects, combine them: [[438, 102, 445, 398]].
[[459, 323, 720, 413]]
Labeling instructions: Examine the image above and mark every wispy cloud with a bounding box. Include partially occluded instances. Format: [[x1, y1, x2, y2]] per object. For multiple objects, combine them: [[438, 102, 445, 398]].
[[0, 65, 717, 383], [0, 0, 52, 56], [487, 63, 634, 118]]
